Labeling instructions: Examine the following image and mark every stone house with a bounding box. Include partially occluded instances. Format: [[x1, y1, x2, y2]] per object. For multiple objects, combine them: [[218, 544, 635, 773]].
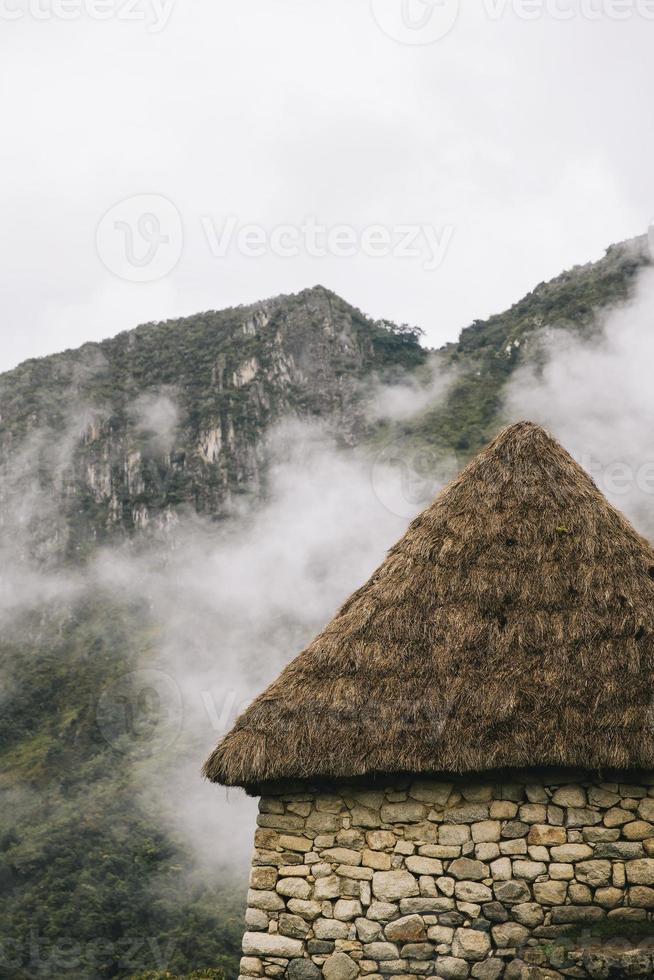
[[204, 422, 654, 979]]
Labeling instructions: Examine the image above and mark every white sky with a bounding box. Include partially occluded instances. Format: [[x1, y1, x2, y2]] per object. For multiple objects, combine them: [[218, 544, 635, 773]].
[[0, 0, 652, 373]]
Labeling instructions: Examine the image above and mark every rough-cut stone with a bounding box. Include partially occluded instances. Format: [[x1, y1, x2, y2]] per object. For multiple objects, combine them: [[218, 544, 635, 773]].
[[322, 952, 358, 980], [240, 956, 263, 977], [626, 858, 654, 884], [533, 880, 568, 905], [512, 902, 544, 927], [314, 875, 341, 900], [491, 922, 530, 947], [356, 916, 383, 942], [440, 825, 471, 845], [362, 848, 391, 870], [471, 959, 504, 979], [455, 880, 492, 903], [380, 801, 426, 823], [242, 933, 304, 958], [501, 820, 529, 839], [287, 899, 322, 920], [452, 927, 491, 961], [549, 862, 574, 880], [367, 830, 395, 850], [373, 870, 420, 901], [513, 860, 546, 881], [287, 959, 322, 980], [363, 941, 400, 960], [519, 804, 547, 824], [566, 807, 602, 827], [604, 807, 633, 827], [493, 879, 531, 904], [435, 956, 470, 979], [410, 780, 453, 805], [448, 858, 487, 881], [405, 856, 443, 876], [471, 820, 501, 843], [244, 908, 269, 930], [575, 860, 612, 888], [247, 888, 285, 911], [368, 901, 401, 921], [527, 824, 566, 846], [333, 899, 362, 921], [549, 843, 593, 862], [384, 914, 426, 941], [551, 786, 587, 807], [595, 841, 645, 860], [594, 886, 624, 909], [638, 798, 654, 822], [313, 918, 351, 940], [279, 913, 311, 939], [628, 885, 654, 908], [447, 804, 490, 824]]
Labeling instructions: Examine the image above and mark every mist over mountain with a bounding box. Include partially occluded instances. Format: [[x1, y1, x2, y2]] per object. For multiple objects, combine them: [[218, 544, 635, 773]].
[[0, 234, 651, 979]]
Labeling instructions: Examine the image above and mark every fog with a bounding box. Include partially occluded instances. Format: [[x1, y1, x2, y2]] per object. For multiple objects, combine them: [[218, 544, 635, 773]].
[[505, 265, 654, 538]]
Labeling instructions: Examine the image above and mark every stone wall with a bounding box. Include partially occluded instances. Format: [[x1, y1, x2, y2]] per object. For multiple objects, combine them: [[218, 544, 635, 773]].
[[237, 773, 654, 980]]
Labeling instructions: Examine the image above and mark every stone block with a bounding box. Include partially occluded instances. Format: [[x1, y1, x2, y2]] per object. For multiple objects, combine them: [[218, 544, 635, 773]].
[[384, 914, 427, 942], [242, 933, 304, 958], [372, 870, 420, 902], [405, 856, 443, 876], [575, 859, 611, 888], [626, 858, 654, 885], [451, 927, 491, 962], [533, 879, 567, 905], [527, 824, 566, 846], [448, 858, 487, 881], [323, 951, 359, 980], [380, 801, 427, 824], [551, 786, 587, 807], [491, 921, 530, 947], [435, 956, 469, 979]]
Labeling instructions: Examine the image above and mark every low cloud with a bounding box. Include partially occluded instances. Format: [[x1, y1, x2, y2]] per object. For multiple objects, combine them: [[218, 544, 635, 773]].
[[505, 265, 654, 536]]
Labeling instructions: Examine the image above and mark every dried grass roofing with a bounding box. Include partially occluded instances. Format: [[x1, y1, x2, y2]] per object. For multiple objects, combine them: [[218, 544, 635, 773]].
[[204, 422, 654, 790]]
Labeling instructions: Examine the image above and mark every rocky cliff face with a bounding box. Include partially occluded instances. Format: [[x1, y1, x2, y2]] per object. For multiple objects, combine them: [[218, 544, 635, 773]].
[[0, 286, 425, 559]]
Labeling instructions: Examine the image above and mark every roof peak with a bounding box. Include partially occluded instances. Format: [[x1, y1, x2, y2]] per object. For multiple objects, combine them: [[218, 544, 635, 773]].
[[205, 423, 654, 790]]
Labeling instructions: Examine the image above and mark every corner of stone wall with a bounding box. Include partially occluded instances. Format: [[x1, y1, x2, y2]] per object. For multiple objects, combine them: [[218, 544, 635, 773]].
[[237, 773, 654, 979]]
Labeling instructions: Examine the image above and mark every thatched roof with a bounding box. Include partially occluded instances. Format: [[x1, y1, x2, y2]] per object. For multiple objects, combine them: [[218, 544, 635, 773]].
[[204, 422, 654, 790]]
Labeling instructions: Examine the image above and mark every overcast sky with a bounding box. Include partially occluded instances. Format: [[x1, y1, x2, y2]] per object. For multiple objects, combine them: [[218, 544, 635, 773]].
[[1, 0, 652, 373]]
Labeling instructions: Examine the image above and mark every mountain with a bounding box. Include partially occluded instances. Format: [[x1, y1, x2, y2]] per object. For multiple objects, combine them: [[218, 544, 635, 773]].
[[0, 234, 650, 980], [0, 287, 425, 561]]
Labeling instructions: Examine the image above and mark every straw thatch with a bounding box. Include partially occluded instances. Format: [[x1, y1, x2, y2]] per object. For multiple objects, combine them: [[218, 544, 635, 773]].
[[204, 422, 654, 790]]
